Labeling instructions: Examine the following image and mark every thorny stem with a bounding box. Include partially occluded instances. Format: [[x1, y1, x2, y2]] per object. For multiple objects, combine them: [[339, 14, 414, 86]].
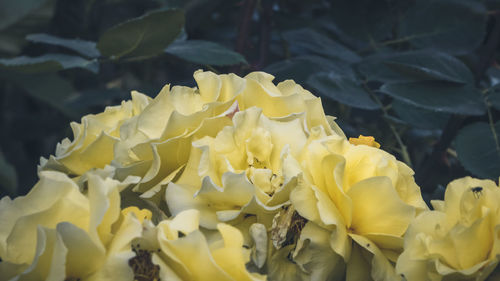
[[364, 83, 413, 167]]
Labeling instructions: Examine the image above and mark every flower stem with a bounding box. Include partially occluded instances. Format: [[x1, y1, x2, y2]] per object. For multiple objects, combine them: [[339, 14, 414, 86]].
[[364, 84, 413, 167]]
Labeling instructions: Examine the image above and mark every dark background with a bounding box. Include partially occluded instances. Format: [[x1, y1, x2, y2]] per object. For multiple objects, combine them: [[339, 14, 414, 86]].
[[0, 0, 499, 201]]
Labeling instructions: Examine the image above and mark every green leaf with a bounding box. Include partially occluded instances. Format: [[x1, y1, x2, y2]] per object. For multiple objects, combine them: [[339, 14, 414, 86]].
[[399, 0, 487, 55], [0, 54, 98, 73], [455, 122, 500, 179], [358, 53, 417, 83], [1, 72, 77, 118], [26, 33, 100, 58], [165, 40, 246, 66], [97, 9, 185, 60], [383, 51, 474, 84], [358, 51, 474, 83], [0, 149, 17, 196], [307, 72, 379, 110], [380, 81, 485, 115], [282, 28, 360, 63], [0, 0, 48, 30], [392, 100, 450, 130], [264, 55, 355, 85]]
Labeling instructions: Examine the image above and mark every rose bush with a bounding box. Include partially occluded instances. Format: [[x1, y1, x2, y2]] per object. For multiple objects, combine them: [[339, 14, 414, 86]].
[[5, 70, 498, 280]]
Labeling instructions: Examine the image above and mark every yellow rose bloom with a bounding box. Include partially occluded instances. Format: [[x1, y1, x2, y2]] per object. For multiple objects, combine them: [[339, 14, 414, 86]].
[[165, 106, 313, 229], [396, 177, 500, 281], [0, 170, 144, 281], [289, 130, 427, 281], [39, 92, 151, 176], [130, 209, 266, 281]]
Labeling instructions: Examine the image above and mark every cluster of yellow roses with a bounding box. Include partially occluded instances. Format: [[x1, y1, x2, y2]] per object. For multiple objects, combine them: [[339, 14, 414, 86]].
[[0, 70, 499, 281]]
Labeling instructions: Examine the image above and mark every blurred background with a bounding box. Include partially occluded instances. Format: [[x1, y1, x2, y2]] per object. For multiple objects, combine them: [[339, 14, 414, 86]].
[[0, 0, 499, 201]]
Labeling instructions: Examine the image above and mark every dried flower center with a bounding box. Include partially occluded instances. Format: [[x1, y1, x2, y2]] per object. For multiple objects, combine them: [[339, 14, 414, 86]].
[[128, 244, 160, 281], [271, 205, 308, 250]]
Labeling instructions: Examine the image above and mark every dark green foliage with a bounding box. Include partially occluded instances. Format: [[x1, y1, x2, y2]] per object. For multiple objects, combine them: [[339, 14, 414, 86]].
[[399, 0, 487, 54], [282, 28, 360, 63], [0, 0, 499, 198], [307, 72, 379, 110], [0, 0, 48, 30], [0, 54, 98, 73], [97, 9, 185, 60], [26, 33, 100, 58], [165, 39, 247, 66], [380, 82, 485, 115], [455, 122, 500, 179]]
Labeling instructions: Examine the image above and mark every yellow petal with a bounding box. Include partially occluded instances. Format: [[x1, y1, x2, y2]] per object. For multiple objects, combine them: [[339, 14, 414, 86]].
[[169, 209, 200, 235], [161, 230, 233, 281], [348, 177, 415, 236], [56, 222, 105, 278], [194, 70, 222, 103]]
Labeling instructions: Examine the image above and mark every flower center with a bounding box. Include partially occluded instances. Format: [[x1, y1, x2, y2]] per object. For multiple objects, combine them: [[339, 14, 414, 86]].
[[271, 206, 308, 250], [128, 244, 160, 281]]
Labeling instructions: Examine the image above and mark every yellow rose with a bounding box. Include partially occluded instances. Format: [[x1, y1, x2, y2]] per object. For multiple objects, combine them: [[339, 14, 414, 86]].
[[289, 130, 427, 281], [116, 70, 244, 199], [396, 177, 500, 281], [39, 92, 151, 176], [165, 107, 312, 229], [0, 170, 144, 281], [130, 209, 266, 281]]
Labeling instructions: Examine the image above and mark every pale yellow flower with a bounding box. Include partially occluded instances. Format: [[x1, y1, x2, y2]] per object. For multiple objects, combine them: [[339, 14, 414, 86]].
[[0, 171, 144, 281], [39, 92, 151, 176], [116, 70, 245, 200], [396, 177, 500, 281], [290, 130, 427, 281], [165, 107, 312, 229], [131, 209, 266, 281]]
